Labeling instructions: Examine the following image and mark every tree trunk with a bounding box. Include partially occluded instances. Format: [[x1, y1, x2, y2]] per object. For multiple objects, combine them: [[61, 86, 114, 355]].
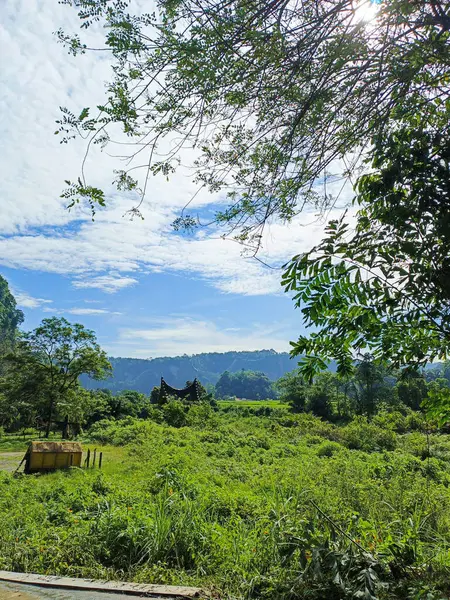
[[45, 399, 54, 438]]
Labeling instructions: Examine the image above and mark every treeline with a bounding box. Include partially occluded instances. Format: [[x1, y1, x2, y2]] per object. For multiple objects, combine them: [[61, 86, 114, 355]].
[[277, 356, 450, 421]]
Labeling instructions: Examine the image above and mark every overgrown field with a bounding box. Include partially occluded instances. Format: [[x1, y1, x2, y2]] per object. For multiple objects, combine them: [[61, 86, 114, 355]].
[[1, 410, 450, 599]]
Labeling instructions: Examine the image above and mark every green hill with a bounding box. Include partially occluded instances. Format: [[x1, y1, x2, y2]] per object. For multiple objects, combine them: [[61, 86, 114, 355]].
[[81, 349, 298, 393]]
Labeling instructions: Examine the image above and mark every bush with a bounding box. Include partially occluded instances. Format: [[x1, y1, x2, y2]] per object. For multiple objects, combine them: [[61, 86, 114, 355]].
[[372, 410, 408, 433], [186, 403, 218, 428], [340, 416, 397, 451], [89, 418, 153, 445], [316, 441, 342, 457], [162, 400, 187, 428], [145, 406, 164, 424]]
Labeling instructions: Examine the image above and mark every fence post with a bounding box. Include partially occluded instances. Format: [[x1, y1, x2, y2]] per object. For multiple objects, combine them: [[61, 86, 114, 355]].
[[85, 448, 91, 468], [99, 452, 103, 469], [93, 448, 97, 468]]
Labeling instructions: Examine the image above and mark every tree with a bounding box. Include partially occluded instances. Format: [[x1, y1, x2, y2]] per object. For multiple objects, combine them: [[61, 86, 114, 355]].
[[107, 389, 151, 419], [306, 372, 336, 421], [395, 372, 428, 411], [2, 317, 111, 436], [215, 371, 233, 399], [0, 275, 23, 358], [283, 101, 450, 379], [215, 369, 275, 399], [276, 370, 307, 413], [57, 1, 449, 247], [349, 355, 392, 417]]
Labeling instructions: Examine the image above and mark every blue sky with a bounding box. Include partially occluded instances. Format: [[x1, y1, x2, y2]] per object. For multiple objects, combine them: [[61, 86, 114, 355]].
[[0, 0, 352, 358]]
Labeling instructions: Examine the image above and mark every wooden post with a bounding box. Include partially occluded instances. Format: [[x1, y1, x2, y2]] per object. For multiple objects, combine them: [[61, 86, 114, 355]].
[[85, 448, 91, 468], [92, 448, 97, 468], [99, 452, 103, 469]]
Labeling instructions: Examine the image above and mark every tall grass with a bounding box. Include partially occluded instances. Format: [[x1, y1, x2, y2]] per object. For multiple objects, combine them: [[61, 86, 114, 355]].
[[0, 413, 449, 599]]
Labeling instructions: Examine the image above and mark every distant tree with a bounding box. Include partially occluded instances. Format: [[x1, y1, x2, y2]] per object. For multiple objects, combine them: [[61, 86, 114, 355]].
[[395, 372, 428, 411], [83, 389, 113, 427], [306, 372, 337, 421], [150, 385, 160, 405], [215, 371, 233, 399], [2, 317, 111, 436], [349, 355, 392, 417], [215, 370, 275, 400], [0, 275, 23, 358], [107, 390, 151, 419], [276, 370, 307, 413]]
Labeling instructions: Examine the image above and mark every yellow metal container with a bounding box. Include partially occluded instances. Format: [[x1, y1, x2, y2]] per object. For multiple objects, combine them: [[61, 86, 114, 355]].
[[25, 441, 82, 473]]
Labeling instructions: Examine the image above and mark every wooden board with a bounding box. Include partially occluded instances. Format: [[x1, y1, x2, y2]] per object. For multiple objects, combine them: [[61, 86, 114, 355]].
[[0, 572, 203, 599]]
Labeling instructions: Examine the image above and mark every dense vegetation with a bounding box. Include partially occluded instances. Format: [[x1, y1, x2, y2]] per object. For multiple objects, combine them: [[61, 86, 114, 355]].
[[1, 410, 450, 599], [215, 370, 276, 400], [1, 276, 450, 597], [0, 317, 111, 437]]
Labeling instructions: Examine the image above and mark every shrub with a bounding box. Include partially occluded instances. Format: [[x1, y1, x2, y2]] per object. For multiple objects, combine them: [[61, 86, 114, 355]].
[[372, 410, 408, 433], [316, 441, 342, 457], [162, 400, 187, 428], [340, 416, 397, 451], [186, 403, 218, 428], [145, 406, 164, 424], [89, 418, 152, 445]]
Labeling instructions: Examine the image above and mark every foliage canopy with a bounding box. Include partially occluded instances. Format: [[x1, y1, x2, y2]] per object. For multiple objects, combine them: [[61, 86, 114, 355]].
[[0, 275, 23, 356], [282, 101, 450, 378], [1, 317, 111, 435], [57, 0, 450, 245]]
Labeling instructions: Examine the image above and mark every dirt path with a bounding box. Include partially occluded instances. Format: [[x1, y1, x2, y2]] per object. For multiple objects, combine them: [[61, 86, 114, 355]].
[[0, 453, 24, 472], [0, 582, 168, 599], [0, 581, 37, 600]]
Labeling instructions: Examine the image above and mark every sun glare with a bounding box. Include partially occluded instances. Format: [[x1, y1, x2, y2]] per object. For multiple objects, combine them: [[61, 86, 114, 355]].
[[353, 0, 379, 24]]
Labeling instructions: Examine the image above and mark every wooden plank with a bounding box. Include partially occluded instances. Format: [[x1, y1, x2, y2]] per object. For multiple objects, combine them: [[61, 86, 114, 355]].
[[0, 572, 203, 599]]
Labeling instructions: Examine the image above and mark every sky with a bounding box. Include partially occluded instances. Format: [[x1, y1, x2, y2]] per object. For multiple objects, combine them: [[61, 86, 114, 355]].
[[0, 0, 353, 359]]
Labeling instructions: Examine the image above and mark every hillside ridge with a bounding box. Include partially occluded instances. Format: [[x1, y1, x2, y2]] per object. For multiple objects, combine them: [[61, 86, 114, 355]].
[[81, 349, 298, 393]]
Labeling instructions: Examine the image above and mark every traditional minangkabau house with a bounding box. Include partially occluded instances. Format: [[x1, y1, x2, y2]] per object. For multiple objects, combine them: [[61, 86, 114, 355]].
[[158, 378, 201, 404]]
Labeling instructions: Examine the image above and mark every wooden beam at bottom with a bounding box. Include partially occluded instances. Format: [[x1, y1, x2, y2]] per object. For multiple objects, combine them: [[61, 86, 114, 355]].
[[0, 571, 203, 599]]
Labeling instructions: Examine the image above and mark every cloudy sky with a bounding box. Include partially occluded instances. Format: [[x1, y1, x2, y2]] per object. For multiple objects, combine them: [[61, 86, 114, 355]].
[[0, 0, 351, 358]]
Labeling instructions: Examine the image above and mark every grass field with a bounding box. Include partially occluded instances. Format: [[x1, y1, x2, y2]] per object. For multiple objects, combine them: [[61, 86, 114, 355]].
[[0, 410, 449, 599], [217, 399, 287, 408]]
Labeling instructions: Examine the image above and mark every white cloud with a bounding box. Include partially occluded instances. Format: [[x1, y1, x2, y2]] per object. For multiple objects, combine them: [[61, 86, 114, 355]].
[[14, 290, 53, 309], [108, 317, 292, 357], [64, 308, 121, 316], [42, 306, 121, 316], [0, 0, 356, 300], [72, 274, 138, 293]]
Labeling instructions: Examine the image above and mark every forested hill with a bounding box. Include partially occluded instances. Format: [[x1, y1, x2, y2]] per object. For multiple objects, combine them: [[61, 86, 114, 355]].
[[81, 350, 298, 393]]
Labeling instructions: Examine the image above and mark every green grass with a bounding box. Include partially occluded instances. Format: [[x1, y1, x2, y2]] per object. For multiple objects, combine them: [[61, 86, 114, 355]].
[[0, 412, 449, 599], [0, 431, 64, 452], [218, 399, 286, 408]]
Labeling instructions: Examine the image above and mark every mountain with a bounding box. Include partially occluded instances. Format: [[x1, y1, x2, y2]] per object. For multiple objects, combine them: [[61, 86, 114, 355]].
[[81, 350, 299, 394]]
